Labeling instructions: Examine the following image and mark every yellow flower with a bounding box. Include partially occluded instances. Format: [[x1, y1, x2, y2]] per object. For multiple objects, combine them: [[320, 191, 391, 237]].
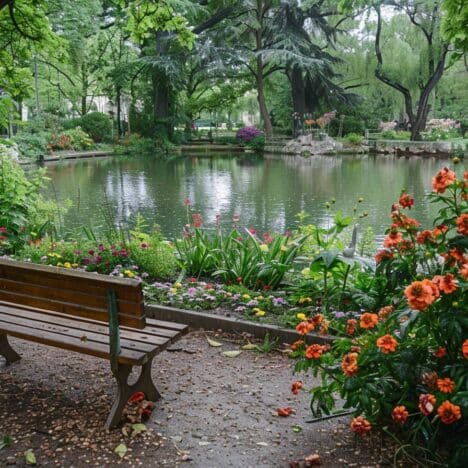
[[242, 294, 251, 300], [57, 262, 63, 267], [257, 295, 264, 301], [174, 282, 182, 288], [72, 263, 78, 268], [301, 268, 310, 277], [63, 262, 72, 268], [169, 288, 177, 294], [260, 244, 269, 252], [298, 297, 312, 304], [280, 245, 288, 251], [125, 270, 135, 278], [225, 292, 232, 297], [255, 309, 266, 317], [296, 313, 306, 321]]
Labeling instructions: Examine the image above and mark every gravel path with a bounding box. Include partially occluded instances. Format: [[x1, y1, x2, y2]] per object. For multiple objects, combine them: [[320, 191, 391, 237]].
[[0, 332, 386, 467]]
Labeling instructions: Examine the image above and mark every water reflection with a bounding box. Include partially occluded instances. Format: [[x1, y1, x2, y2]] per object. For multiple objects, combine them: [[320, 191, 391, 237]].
[[41, 153, 457, 239]]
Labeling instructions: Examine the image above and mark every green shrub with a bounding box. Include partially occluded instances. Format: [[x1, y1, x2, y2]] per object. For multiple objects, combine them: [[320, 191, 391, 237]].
[[423, 128, 460, 141], [344, 132, 363, 145], [245, 135, 265, 153], [79, 112, 112, 142], [61, 117, 83, 131], [12, 132, 50, 159], [381, 130, 411, 140], [62, 127, 94, 150], [130, 239, 177, 280], [115, 134, 157, 155], [214, 136, 238, 145]]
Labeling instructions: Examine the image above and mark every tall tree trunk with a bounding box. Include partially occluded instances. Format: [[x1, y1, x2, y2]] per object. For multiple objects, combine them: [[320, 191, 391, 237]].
[[290, 67, 306, 116], [116, 85, 121, 137], [255, 34, 273, 137], [81, 63, 88, 116]]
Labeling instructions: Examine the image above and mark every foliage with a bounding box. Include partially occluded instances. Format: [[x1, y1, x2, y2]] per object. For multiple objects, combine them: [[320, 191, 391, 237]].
[[290, 168, 467, 465], [381, 130, 411, 140], [423, 128, 461, 141], [236, 127, 264, 143], [129, 238, 177, 280], [79, 112, 112, 142], [344, 133, 363, 145], [245, 135, 265, 153], [13, 132, 49, 159]]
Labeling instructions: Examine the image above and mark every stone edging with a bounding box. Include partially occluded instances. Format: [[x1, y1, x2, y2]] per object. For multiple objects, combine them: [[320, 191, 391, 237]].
[[145, 304, 335, 345]]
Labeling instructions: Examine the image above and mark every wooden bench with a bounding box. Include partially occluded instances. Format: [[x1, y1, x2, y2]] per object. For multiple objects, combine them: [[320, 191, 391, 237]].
[[0, 258, 188, 428]]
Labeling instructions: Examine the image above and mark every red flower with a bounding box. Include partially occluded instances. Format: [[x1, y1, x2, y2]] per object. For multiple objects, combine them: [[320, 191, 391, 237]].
[[432, 167, 456, 193], [432, 273, 458, 294], [305, 344, 326, 360], [375, 249, 394, 263], [128, 391, 145, 403], [392, 406, 409, 424], [404, 279, 439, 311], [360, 313, 378, 329], [277, 407, 294, 417], [376, 334, 398, 354], [418, 393, 436, 416], [416, 230, 435, 245], [296, 321, 314, 335], [342, 352, 359, 376], [350, 416, 372, 436], [456, 213, 468, 236], [437, 401, 462, 424], [291, 381, 303, 395], [437, 377, 455, 394], [383, 230, 403, 248], [434, 347, 447, 358], [346, 318, 357, 335], [192, 213, 203, 228], [290, 339, 304, 351], [463, 339, 468, 359], [399, 193, 414, 208]]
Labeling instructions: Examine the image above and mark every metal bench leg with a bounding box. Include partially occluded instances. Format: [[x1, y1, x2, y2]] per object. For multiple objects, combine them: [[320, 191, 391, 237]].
[[0, 334, 21, 365], [106, 358, 161, 429]]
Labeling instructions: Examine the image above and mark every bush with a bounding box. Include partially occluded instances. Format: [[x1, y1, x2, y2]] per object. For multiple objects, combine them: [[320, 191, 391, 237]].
[[290, 169, 467, 465], [381, 130, 411, 140], [213, 136, 238, 145], [12, 132, 50, 159], [236, 126, 263, 143], [62, 117, 83, 131], [245, 135, 265, 153], [423, 128, 460, 141], [344, 132, 363, 145], [63, 127, 94, 150], [115, 134, 157, 155], [79, 112, 112, 142], [129, 239, 177, 280]]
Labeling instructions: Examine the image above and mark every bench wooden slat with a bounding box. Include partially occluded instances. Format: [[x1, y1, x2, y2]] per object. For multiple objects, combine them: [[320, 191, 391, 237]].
[[146, 317, 189, 332], [0, 321, 148, 365], [0, 303, 181, 346]]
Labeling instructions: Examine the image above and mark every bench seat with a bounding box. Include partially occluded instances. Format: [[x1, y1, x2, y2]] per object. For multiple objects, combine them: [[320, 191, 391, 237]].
[[0, 301, 188, 365]]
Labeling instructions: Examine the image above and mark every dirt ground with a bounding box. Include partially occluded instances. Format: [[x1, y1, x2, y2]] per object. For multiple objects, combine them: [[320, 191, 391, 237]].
[[0, 332, 390, 467]]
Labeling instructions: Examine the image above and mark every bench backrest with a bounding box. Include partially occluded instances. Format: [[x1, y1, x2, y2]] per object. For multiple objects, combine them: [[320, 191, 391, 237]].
[[0, 259, 146, 329]]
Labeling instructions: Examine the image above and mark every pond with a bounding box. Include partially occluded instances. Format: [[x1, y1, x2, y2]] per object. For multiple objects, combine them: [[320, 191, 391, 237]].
[[41, 152, 452, 241]]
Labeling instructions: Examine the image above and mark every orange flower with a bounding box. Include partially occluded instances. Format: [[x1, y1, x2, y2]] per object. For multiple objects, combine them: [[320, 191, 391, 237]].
[[418, 393, 436, 416], [422, 371, 438, 390], [392, 213, 420, 230], [296, 321, 314, 335], [432, 273, 458, 294], [310, 313, 324, 325], [463, 339, 468, 359], [399, 193, 414, 209], [461, 263, 468, 280], [342, 352, 359, 376], [375, 249, 394, 263], [441, 248, 465, 266], [416, 230, 435, 245], [319, 318, 330, 336], [378, 305, 394, 320], [290, 339, 304, 351], [456, 213, 468, 236], [404, 279, 439, 311], [291, 381, 303, 395], [383, 230, 403, 248], [432, 224, 449, 237], [277, 407, 294, 417], [360, 313, 379, 329], [392, 406, 409, 424], [437, 401, 462, 424], [350, 416, 372, 435], [432, 167, 456, 193], [437, 377, 455, 394], [376, 334, 398, 354], [434, 346, 447, 358], [346, 318, 357, 335], [305, 344, 326, 360]]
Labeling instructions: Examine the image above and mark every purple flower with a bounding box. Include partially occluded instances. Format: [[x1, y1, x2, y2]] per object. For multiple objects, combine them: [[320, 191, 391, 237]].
[[236, 126, 263, 142], [235, 306, 246, 313], [334, 311, 346, 319], [188, 287, 197, 296], [273, 297, 286, 306], [246, 300, 259, 307], [233, 294, 241, 300]]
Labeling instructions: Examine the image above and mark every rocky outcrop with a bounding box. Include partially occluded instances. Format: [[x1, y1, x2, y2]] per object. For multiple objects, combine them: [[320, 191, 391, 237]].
[[0, 140, 19, 161], [270, 134, 343, 156]]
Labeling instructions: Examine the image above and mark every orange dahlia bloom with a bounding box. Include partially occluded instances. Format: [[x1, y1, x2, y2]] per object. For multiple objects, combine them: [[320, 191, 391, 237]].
[[432, 273, 458, 294], [296, 321, 314, 335], [291, 381, 303, 395], [434, 346, 447, 358], [375, 249, 394, 263], [290, 339, 304, 351], [437, 400, 462, 424], [437, 377, 455, 394], [305, 344, 326, 359], [416, 230, 435, 245], [463, 339, 468, 359], [432, 167, 456, 193], [418, 393, 436, 416], [310, 314, 324, 326], [376, 334, 398, 354], [432, 224, 449, 237], [360, 312, 379, 329], [461, 263, 468, 280], [392, 213, 420, 230], [456, 213, 468, 236], [346, 318, 357, 335], [378, 305, 394, 320], [399, 193, 414, 209], [383, 230, 403, 248], [392, 406, 409, 424], [350, 416, 372, 435], [342, 352, 359, 376], [404, 279, 439, 311]]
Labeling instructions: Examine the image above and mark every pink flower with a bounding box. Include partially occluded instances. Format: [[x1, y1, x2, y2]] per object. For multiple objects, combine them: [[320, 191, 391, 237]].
[[184, 198, 191, 207]]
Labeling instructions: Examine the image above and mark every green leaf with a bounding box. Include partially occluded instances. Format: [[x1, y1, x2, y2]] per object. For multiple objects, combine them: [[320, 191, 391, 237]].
[[131, 423, 147, 437], [0, 435, 12, 450], [114, 443, 127, 459], [241, 343, 257, 350], [292, 425, 302, 433], [24, 450, 36, 465], [206, 337, 223, 347]]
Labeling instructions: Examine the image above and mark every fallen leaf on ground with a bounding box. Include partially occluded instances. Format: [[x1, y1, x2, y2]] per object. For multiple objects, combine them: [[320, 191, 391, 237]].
[[24, 450, 36, 465], [206, 337, 223, 347], [241, 343, 257, 350], [222, 350, 242, 357], [131, 423, 147, 437], [304, 453, 321, 466], [114, 443, 127, 459]]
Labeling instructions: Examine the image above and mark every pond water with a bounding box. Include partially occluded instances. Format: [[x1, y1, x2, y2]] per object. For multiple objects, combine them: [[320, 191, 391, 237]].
[[41, 152, 454, 241]]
